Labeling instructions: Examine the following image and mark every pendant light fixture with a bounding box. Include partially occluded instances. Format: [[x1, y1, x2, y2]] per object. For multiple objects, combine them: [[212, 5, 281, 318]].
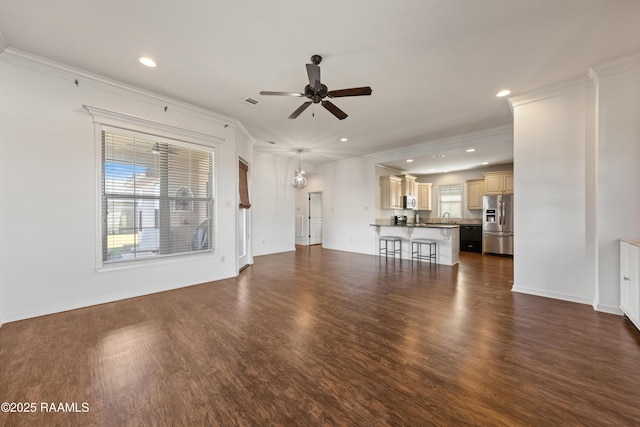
[[292, 149, 307, 190]]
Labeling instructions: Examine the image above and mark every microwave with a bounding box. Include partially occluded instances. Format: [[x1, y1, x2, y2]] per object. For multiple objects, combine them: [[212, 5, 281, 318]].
[[402, 195, 417, 210]]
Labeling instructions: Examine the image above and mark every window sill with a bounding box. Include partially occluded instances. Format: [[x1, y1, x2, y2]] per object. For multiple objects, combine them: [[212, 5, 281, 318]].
[[96, 251, 216, 273]]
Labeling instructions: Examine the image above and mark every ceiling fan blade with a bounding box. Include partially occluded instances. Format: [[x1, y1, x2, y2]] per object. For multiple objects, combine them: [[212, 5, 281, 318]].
[[321, 100, 348, 120], [327, 86, 373, 98], [288, 101, 312, 119], [259, 91, 304, 97], [306, 63, 321, 91]]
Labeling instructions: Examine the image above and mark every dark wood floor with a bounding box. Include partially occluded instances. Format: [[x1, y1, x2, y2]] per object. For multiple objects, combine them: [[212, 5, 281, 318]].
[[1, 247, 640, 426]]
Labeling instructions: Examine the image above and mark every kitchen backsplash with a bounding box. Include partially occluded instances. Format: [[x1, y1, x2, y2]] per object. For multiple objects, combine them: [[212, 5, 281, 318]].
[[378, 209, 482, 224], [375, 216, 482, 225]]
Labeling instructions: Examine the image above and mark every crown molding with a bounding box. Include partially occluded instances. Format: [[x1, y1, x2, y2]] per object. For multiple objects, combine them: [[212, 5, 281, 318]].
[[508, 76, 594, 109], [0, 47, 238, 130], [590, 51, 640, 79]]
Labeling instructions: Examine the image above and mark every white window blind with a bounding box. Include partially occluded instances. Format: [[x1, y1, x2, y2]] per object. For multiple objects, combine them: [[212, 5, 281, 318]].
[[438, 184, 462, 218], [102, 130, 214, 263]]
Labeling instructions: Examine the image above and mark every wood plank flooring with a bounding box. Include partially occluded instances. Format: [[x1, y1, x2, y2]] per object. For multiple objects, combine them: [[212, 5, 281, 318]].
[[1, 247, 640, 426]]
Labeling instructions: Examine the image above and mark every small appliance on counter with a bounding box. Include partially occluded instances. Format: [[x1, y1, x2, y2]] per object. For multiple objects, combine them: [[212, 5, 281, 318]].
[[394, 215, 407, 225], [402, 195, 417, 210]]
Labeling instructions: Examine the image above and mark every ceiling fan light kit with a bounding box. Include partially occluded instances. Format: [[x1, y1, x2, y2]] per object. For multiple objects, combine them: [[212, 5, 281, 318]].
[[260, 55, 372, 120]]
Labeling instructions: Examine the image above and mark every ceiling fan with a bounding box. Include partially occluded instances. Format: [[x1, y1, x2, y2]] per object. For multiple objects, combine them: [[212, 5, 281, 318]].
[[259, 54, 372, 120]]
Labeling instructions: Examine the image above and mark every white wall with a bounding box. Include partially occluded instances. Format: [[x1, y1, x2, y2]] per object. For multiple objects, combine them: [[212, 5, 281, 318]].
[[0, 50, 240, 322], [251, 152, 296, 255], [509, 53, 640, 312], [318, 157, 378, 255], [510, 79, 595, 304], [594, 56, 640, 312]]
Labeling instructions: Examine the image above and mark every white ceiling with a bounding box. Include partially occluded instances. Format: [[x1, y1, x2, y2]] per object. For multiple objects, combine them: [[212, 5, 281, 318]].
[[1, 0, 640, 171]]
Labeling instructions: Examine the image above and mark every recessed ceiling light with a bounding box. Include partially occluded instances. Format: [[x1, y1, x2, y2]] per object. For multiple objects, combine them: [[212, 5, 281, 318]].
[[406, 159, 414, 163], [496, 89, 511, 97], [466, 148, 476, 153], [481, 162, 489, 165], [139, 57, 156, 68], [340, 138, 348, 142]]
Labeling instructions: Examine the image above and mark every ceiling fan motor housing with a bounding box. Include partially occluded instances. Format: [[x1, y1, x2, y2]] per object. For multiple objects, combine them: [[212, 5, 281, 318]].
[[305, 84, 328, 103]]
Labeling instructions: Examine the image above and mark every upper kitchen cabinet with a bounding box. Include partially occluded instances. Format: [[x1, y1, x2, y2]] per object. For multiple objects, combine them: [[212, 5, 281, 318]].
[[380, 176, 403, 209], [401, 174, 417, 196], [484, 171, 514, 195], [466, 179, 484, 210], [417, 183, 433, 210]]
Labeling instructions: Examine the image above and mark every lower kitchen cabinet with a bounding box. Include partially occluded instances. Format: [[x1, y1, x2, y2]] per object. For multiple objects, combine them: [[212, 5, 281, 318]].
[[620, 240, 640, 331]]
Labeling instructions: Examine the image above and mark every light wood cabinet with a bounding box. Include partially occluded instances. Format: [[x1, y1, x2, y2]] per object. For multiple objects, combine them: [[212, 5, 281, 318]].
[[484, 171, 514, 195], [417, 183, 433, 210], [466, 179, 484, 210], [401, 174, 417, 196], [380, 176, 403, 209], [620, 240, 640, 331]]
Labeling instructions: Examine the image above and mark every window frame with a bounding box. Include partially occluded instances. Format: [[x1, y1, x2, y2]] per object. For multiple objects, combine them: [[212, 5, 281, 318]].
[[85, 105, 224, 270], [438, 183, 463, 218]]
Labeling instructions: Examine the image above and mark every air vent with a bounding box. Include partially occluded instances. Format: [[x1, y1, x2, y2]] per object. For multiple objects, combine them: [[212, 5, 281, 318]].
[[243, 97, 261, 106]]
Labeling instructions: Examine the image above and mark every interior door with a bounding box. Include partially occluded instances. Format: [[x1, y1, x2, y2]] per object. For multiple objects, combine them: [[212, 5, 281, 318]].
[[309, 192, 322, 245]]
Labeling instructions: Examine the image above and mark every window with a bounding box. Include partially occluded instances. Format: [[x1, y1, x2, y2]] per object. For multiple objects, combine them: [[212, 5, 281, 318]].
[[102, 130, 214, 263], [438, 184, 462, 218]]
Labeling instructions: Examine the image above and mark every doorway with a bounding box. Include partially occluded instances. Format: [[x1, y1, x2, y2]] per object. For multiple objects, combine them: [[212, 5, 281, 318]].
[[309, 192, 323, 245]]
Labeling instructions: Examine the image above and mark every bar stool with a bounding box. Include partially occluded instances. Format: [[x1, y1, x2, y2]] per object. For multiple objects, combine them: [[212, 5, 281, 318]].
[[411, 239, 437, 265], [379, 236, 402, 258]]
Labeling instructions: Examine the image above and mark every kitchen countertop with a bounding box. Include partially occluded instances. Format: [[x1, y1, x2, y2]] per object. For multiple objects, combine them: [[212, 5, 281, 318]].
[[370, 223, 459, 229]]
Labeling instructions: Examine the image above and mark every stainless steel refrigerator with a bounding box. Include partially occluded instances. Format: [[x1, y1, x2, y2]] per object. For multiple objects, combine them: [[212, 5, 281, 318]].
[[482, 194, 514, 256]]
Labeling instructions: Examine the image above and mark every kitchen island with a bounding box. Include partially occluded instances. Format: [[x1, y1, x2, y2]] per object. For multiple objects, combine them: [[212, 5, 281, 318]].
[[371, 224, 460, 265]]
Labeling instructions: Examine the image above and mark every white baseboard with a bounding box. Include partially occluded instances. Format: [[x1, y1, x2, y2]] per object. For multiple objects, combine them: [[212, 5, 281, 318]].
[[511, 285, 593, 306], [593, 302, 623, 315]]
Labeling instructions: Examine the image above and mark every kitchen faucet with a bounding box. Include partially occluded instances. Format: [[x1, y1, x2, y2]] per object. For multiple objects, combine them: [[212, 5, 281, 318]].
[[443, 212, 450, 219]]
